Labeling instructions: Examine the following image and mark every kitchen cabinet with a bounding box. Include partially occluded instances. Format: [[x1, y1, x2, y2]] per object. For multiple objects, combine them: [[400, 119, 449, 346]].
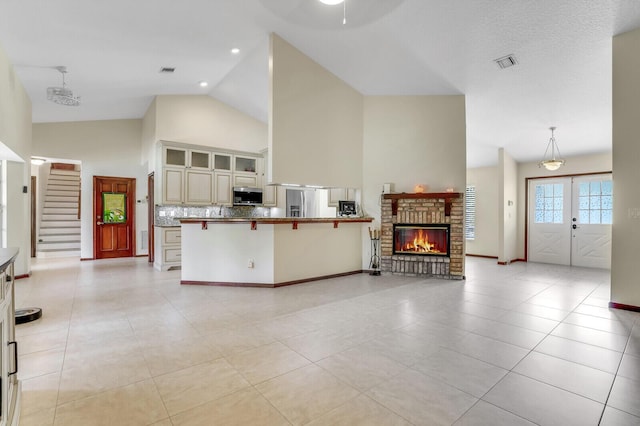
[[164, 147, 187, 167], [163, 168, 185, 204], [234, 155, 258, 175], [185, 170, 213, 204], [154, 227, 181, 271], [213, 153, 232, 171], [188, 150, 210, 170], [0, 249, 20, 426], [328, 188, 357, 207], [233, 174, 259, 188], [214, 172, 232, 205], [259, 150, 277, 207]]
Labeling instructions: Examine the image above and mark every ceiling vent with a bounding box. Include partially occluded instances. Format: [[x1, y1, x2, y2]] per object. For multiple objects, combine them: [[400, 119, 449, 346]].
[[494, 54, 518, 69], [159, 67, 176, 73]]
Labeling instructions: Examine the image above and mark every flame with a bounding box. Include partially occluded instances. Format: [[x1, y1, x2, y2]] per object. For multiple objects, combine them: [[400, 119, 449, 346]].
[[403, 229, 437, 253]]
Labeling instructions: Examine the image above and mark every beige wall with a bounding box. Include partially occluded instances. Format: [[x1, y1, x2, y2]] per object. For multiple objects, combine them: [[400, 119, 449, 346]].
[[33, 120, 147, 258], [141, 97, 157, 173], [466, 166, 499, 257], [499, 149, 518, 263], [0, 44, 32, 276], [155, 95, 267, 153], [612, 27, 640, 307], [269, 34, 363, 187]]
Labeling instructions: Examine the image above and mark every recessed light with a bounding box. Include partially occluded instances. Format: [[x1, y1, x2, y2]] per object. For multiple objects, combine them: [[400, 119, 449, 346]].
[[318, 0, 344, 4], [199, 81, 209, 88], [231, 48, 240, 54]]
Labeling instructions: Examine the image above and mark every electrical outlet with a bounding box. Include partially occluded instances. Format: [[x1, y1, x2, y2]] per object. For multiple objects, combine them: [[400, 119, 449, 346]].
[[248, 259, 254, 269]]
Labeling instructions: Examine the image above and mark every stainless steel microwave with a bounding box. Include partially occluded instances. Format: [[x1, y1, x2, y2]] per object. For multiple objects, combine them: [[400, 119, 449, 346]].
[[232, 187, 263, 206]]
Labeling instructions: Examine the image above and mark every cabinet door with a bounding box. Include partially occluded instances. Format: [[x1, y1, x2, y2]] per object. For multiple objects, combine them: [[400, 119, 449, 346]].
[[328, 188, 346, 207], [263, 185, 277, 207], [233, 174, 259, 188], [234, 156, 257, 174], [213, 153, 232, 171], [214, 172, 232, 205], [164, 147, 187, 167], [185, 170, 213, 204], [188, 150, 210, 170], [163, 168, 184, 204]]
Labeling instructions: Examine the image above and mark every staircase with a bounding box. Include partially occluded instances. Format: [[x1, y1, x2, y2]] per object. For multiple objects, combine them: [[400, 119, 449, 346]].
[[37, 167, 81, 258]]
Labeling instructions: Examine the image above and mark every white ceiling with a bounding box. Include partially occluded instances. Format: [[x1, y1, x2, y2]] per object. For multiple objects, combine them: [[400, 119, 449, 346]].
[[1, 0, 640, 168]]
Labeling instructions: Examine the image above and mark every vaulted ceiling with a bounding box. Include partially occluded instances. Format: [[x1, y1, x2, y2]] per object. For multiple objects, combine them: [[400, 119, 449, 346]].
[[2, 0, 640, 167]]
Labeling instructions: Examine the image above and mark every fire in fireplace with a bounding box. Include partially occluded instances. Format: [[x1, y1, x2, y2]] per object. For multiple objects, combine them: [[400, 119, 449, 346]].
[[393, 224, 450, 256]]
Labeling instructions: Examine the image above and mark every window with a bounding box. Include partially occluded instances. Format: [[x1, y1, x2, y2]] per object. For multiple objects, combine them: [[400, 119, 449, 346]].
[[578, 180, 612, 224], [465, 185, 476, 240], [534, 183, 564, 224]]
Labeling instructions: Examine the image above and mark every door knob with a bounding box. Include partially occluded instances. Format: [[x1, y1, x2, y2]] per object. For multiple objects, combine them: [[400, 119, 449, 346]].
[[97, 221, 104, 225]]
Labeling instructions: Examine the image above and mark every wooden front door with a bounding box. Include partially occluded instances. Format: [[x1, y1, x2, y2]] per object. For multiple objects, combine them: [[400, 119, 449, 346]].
[[94, 176, 136, 259]]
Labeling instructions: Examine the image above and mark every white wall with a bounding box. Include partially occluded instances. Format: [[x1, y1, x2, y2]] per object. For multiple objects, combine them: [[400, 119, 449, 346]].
[[612, 27, 640, 307], [155, 95, 267, 154], [499, 149, 518, 263], [515, 152, 612, 260], [32, 120, 147, 259], [141, 97, 157, 173], [466, 166, 499, 257], [269, 34, 363, 188], [0, 43, 32, 276]]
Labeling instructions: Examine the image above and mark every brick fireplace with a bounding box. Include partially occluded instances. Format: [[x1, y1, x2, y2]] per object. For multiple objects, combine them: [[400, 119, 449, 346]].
[[381, 192, 464, 279]]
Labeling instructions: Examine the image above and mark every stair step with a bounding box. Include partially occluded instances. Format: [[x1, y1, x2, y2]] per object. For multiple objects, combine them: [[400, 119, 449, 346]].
[[43, 207, 78, 214], [41, 220, 81, 227], [44, 201, 79, 209], [38, 234, 80, 242], [36, 249, 81, 259], [47, 189, 80, 196], [40, 227, 81, 235], [45, 195, 78, 203], [42, 214, 79, 222], [37, 241, 81, 250], [48, 181, 80, 188], [50, 169, 80, 177], [48, 174, 80, 181]]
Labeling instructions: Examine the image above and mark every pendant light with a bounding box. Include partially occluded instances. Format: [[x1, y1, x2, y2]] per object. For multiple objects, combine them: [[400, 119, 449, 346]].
[[538, 126, 565, 171]]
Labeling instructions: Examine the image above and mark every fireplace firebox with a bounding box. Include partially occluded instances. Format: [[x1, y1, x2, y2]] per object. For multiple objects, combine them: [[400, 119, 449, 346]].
[[393, 224, 450, 256]]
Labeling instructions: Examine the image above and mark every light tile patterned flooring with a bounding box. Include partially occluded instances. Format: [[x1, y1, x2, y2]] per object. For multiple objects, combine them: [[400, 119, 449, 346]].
[[15, 256, 640, 425]]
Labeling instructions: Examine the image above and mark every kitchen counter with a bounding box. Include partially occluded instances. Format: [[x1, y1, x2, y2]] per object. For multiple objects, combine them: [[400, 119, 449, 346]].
[[179, 217, 373, 287]]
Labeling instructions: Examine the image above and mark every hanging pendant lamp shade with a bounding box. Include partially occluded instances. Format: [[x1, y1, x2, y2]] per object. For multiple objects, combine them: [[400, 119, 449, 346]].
[[539, 126, 565, 171]]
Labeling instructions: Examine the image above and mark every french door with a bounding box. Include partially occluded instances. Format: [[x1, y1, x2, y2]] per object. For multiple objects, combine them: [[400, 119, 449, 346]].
[[528, 174, 612, 269]]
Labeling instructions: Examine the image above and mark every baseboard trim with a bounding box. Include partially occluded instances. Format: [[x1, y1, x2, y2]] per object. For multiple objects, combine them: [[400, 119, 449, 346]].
[[496, 258, 526, 265], [80, 258, 94, 261], [181, 270, 364, 288], [14, 274, 30, 280], [609, 302, 640, 313], [466, 254, 498, 259], [135, 254, 148, 258]]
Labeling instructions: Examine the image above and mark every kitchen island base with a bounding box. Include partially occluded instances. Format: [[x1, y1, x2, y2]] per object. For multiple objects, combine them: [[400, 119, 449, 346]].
[[180, 218, 372, 287]]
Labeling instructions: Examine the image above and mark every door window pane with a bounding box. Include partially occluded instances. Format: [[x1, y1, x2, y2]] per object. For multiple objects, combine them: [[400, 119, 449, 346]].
[[576, 178, 613, 224], [535, 183, 564, 224]]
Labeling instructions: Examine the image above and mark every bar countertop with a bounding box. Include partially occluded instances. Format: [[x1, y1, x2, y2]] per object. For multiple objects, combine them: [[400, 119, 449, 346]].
[[178, 216, 374, 225]]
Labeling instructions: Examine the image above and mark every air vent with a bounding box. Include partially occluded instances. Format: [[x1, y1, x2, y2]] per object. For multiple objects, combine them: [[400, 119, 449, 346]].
[[494, 54, 518, 69], [159, 67, 176, 73]]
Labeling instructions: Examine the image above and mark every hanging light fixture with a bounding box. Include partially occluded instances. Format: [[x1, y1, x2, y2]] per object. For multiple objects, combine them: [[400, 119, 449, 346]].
[[318, 0, 347, 24], [47, 66, 81, 106], [538, 126, 565, 171]]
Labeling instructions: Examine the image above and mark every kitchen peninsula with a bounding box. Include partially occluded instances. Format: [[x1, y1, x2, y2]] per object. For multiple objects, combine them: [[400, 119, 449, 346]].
[[179, 217, 373, 287]]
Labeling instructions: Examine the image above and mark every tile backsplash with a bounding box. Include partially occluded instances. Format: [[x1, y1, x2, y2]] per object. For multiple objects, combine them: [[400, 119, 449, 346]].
[[155, 205, 271, 226]]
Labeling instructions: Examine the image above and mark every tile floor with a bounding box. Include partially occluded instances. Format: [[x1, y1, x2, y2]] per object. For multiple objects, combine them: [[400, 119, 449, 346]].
[[14, 256, 640, 425]]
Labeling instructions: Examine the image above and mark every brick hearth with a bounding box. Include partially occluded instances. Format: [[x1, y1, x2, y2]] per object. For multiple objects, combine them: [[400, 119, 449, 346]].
[[381, 193, 464, 279]]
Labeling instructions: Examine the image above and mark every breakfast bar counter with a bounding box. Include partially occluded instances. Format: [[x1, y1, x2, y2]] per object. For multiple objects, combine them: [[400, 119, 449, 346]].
[[179, 217, 373, 287]]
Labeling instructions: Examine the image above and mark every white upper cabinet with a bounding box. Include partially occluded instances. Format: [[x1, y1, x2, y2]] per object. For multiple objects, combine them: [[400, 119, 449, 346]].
[[188, 150, 210, 169], [234, 155, 258, 175], [213, 153, 232, 171]]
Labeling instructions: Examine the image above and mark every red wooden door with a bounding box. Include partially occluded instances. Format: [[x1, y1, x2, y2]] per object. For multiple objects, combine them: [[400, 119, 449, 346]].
[[94, 176, 136, 259]]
